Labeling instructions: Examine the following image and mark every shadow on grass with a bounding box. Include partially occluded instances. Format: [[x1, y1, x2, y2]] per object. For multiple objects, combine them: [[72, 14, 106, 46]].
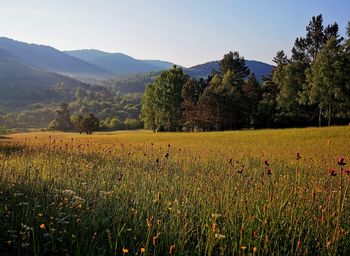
[[0, 143, 25, 156]]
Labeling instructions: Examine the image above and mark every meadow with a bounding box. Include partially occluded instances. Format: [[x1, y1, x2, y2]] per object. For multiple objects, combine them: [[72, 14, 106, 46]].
[[0, 127, 350, 255]]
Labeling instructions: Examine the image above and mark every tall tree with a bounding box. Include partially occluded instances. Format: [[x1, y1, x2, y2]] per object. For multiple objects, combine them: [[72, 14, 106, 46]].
[[219, 51, 250, 80], [141, 84, 156, 131], [48, 103, 73, 131], [273, 50, 289, 66], [292, 15, 343, 64], [243, 73, 261, 127], [181, 78, 202, 131], [152, 66, 188, 131], [80, 113, 100, 134], [308, 37, 345, 126]]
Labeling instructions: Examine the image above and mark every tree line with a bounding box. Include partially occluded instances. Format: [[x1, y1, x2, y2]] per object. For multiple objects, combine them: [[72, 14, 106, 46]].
[[141, 15, 350, 131], [48, 103, 100, 134]]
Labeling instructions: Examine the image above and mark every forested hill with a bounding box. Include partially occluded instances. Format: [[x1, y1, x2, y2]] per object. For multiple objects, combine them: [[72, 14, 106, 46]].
[[185, 60, 274, 80], [0, 48, 89, 108], [0, 37, 111, 78], [65, 49, 175, 75]]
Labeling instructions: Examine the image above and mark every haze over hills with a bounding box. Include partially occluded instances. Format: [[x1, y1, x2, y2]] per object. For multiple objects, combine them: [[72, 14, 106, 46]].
[[0, 36, 275, 99], [0, 37, 110, 78], [0, 47, 90, 108], [65, 49, 175, 74]]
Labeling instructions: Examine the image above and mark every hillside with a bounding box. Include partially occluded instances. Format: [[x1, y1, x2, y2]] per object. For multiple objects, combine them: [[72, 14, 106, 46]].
[[0, 48, 90, 108], [65, 49, 174, 74], [185, 60, 274, 80], [0, 37, 111, 78]]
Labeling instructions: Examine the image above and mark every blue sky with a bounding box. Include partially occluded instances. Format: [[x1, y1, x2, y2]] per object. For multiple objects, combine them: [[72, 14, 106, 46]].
[[0, 0, 349, 67]]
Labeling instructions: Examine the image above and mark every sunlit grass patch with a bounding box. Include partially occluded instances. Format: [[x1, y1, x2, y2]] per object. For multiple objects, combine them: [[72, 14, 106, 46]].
[[0, 126, 350, 255]]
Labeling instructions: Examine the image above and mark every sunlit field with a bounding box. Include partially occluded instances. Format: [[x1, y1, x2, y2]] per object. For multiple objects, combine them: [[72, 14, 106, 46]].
[[1, 127, 350, 255]]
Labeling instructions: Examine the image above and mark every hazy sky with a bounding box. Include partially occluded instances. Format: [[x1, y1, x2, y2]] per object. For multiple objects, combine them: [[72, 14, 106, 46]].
[[0, 0, 349, 67]]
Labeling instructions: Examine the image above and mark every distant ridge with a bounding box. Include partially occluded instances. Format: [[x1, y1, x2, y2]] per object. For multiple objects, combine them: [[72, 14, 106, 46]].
[[0, 47, 89, 108], [185, 60, 274, 80], [0, 37, 111, 78], [65, 49, 175, 74]]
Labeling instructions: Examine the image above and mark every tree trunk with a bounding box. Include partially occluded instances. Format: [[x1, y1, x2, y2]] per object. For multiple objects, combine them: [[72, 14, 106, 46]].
[[319, 105, 322, 127], [328, 104, 331, 127]]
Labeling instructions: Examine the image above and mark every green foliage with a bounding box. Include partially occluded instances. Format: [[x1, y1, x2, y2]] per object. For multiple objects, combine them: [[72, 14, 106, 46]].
[[0, 125, 7, 135], [219, 51, 250, 80], [123, 118, 142, 130], [152, 66, 188, 131], [48, 103, 73, 131], [141, 85, 156, 130], [80, 113, 100, 134], [308, 37, 347, 125]]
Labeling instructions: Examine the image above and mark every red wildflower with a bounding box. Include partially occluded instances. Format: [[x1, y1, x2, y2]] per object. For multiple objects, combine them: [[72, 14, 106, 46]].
[[263, 160, 269, 166], [343, 169, 350, 175], [337, 157, 346, 166], [296, 153, 301, 160], [266, 169, 272, 175], [328, 168, 336, 176]]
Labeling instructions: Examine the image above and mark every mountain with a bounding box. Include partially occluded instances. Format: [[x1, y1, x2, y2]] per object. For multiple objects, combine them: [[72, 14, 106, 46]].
[[0, 47, 90, 108], [0, 37, 111, 78], [65, 49, 175, 74], [185, 60, 274, 80]]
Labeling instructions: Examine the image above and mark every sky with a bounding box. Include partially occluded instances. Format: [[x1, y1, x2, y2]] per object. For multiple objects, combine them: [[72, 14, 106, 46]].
[[0, 0, 349, 67]]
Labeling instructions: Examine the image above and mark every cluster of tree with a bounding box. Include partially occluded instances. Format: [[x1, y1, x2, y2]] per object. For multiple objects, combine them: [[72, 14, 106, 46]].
[[48, 103, 100, 134], [141, 55, 262, 131], [271, 15, 350, 127], [141, 15, 350, 131], [0, 85, 142, 130]]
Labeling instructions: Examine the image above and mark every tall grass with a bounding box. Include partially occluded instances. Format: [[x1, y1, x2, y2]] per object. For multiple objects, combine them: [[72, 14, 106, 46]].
[[0, 127, 349, 255]]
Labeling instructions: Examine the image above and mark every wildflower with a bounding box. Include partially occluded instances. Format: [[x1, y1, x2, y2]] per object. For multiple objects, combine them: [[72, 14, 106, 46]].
[[343, 169, 350, 175], [37, 213, 43, 217], [169, 244, 175, 256], [122, 248, 129, 254], [296, 152, 301, 160], [337, 157, 346, 166], [140, 247, 145, 254], [328, 168, 336, 176], [165, 152, 169, 159], [153, 234, 160, 246], [263, 159, 269, 166], [211, 222, 218, 232], [253, 246, 258, 253], [146, 216, 153, 229], [265, 169, 272, 175], [241, 245, 247, 250], [39, 224, 45, 230]]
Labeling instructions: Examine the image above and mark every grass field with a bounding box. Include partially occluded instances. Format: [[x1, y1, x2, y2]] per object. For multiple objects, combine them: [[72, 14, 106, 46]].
[[1, 127, 350, 255]]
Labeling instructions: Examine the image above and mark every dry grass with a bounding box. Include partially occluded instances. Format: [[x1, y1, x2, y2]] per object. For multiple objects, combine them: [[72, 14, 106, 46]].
[[0, 127, 350, 255]]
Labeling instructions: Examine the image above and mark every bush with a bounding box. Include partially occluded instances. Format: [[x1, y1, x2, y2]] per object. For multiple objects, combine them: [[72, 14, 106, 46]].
[[0, 126, 7, 135]]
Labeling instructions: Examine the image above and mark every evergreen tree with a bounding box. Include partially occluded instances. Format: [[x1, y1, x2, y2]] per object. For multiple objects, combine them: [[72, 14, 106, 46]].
[[243, 73, 261, 127], [219, 51, 250, 80]]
